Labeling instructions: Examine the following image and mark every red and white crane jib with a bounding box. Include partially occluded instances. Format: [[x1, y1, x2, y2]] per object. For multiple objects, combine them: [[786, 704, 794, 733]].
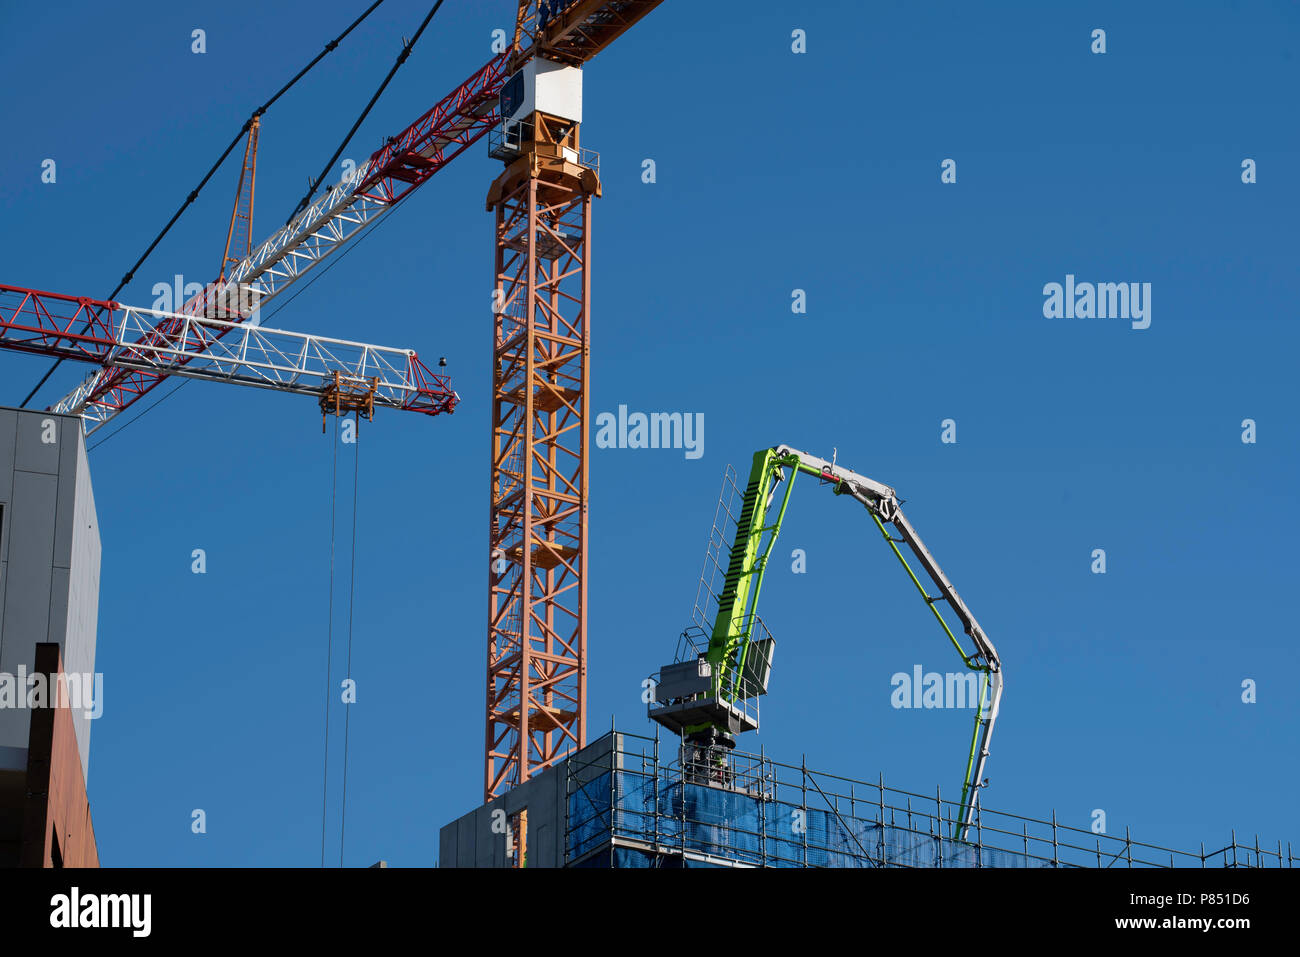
[[40, 0, 662, 428], [47, 52, 511, 429], [224, 52, 512, 304], [0, 283, 455, 421]]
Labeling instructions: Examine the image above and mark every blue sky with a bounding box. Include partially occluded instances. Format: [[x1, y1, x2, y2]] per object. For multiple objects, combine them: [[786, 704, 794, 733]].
[[1, 0, 1296, 866]]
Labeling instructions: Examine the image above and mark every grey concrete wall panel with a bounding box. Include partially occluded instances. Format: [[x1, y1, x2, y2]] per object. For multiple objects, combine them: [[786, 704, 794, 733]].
[[14, 412, 61, 476], [0, 408, 100, 780], [0, 408, 15, 515], [438, 732, 622, 866], [439, 815, 457, 865], [0, 469, 57, 675]]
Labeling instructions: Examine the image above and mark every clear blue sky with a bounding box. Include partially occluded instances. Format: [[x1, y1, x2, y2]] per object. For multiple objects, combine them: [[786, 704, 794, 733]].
[[1, 0, 1296, 866]]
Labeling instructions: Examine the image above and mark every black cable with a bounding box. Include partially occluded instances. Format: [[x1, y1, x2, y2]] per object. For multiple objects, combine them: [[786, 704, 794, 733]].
[[322, 415, 340, 868], [287, 0, 447, 225], [84, 379, 190, 453], [262, 193, 403, 328], [338, 421, 361, 867], [20, 0, 387, 409]]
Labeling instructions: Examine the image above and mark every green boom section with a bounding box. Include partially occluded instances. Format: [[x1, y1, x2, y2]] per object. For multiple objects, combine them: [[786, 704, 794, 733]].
[[698, 449, 800, 710]]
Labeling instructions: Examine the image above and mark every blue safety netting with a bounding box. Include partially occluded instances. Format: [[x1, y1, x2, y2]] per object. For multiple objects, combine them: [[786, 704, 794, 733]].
[[568, 770, 1047, 868]]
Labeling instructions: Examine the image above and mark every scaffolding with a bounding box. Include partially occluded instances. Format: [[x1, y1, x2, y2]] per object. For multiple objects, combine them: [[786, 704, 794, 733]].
[[564, 729, 1295, 869]]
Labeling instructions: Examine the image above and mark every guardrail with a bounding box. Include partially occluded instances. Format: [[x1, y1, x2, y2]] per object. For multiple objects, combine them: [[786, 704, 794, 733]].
[[565, 728, 1296, 868]]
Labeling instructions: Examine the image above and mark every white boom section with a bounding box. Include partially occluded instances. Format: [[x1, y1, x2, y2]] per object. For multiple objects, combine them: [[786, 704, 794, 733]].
[[774, 445, 1004, 837], [219, 56, 503, 306], [52, 167, 395, 424], [223, 161, 388, 302], [50, 301, 453, 420]]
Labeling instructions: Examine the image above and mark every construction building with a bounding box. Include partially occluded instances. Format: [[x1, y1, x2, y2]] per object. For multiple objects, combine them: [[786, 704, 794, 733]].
[[0, 407, 100, 866], [440, 727, 1296, 869], [441, 443, 1294, 868]]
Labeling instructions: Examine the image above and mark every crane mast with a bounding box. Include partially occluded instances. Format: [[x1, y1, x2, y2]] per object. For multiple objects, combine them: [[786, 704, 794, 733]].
[[482, 0, 663, 801], [649, 445, 1004, 840], [483, 52, 596, 803]]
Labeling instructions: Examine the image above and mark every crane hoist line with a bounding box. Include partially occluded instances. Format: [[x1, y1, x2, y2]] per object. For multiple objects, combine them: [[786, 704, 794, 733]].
[[648, 445, 1005, 840]]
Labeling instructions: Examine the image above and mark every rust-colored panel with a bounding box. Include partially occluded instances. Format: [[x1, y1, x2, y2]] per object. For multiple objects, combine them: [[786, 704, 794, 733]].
[[20, 643, 99, 868]]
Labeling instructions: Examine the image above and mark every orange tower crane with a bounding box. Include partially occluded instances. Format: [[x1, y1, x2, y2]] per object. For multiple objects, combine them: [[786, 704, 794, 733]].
[[484, 1, 663, 799]]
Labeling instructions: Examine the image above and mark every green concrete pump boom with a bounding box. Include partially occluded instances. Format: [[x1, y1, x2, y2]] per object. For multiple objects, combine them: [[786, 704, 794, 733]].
[[697, 447, 797, 707], [650, 445, 1004, 841]]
